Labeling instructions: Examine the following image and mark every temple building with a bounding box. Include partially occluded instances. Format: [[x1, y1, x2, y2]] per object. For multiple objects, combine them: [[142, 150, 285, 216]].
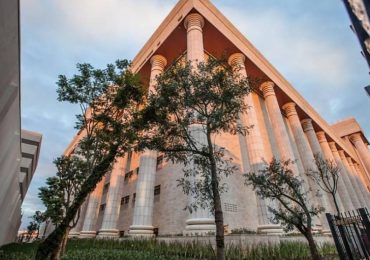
[[66, 0, 370, 238]]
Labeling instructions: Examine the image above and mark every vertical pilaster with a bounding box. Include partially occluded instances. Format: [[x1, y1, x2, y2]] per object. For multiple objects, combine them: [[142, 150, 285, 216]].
[[80, 177, 106, 238], [183, 13, 215, 236], [129, 55, 167, 237], [98, 156, 127, 238], [228, 53, 280, 234]]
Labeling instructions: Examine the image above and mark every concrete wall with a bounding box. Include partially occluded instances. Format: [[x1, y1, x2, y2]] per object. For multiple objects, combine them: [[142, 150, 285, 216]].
[[0, 0, 22, 246]]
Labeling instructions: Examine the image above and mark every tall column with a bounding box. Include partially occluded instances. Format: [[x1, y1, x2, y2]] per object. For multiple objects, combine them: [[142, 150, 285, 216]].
[[316, 132, 344, 213], [338, 150, 361, 209], [129, 55, 167, 237], [301, 119, 335, 218], [98, 156, 127, 238], [353, 163, 370, 208], [328, 142, 354, 210], [346, 157, 368, 207], [228, 54, 280, 234], [80, 177, 106, 238], [260, 83, 298, 168], [183, 13, 215, 236], [349, 133, 370, 173], [69, 197, 89, 237], [282, 103, 323, 230]]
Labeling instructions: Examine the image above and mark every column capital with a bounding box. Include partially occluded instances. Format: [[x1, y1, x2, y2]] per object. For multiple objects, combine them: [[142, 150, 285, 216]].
[[260, 81, 276, 98], [316, 131, 327, 144], [347, 157, 354, 166], [301, 118, 314, 132], [282, 102, 297, 117], [150, 54, 167, 71], [349, 133, 362, 143], [328, 142, 338, 153], [228, 53, 245, 68], [184, 13, 204, 32], [338, 150, 346, 160]]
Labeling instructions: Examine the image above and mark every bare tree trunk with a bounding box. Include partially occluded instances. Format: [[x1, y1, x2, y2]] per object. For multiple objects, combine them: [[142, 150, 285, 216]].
[[207, 133, 225, 260], [304, 230, 322, 260]]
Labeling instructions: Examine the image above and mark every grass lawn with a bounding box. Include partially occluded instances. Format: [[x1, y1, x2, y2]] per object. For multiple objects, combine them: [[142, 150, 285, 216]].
[[0, 238, 338, 259]]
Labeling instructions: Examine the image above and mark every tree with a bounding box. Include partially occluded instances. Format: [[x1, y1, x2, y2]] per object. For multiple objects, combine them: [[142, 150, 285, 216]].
[[308, 155, 341, 215], [138, 57, 251, 260], [26, 221, 38, 242], [38, 156, 88, 257], [35, 60, 145, 260], [246, 158, 324, 260]]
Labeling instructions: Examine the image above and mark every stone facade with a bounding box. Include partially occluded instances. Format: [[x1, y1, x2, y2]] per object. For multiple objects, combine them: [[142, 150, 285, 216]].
[[66, 0, 370, 238]]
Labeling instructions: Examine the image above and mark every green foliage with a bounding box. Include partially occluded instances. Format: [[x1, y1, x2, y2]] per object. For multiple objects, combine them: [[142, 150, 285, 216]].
[[139, 57, 252, 213], [39, 157, 88, 228], [36, 59, 145, 259], [246, 158, 324, 233], [0, 239, 338, 260]]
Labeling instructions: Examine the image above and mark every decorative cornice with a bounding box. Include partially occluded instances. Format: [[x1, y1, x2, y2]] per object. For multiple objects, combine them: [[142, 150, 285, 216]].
[[184, 13, 204, 32], [316, 131, 327, 144], [282, 102, 297, 117], [150, 55, 167, 71], [260, 81, 275, 98]]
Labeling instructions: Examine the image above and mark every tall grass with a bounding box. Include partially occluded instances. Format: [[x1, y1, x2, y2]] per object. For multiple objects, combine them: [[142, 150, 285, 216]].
[[0, 238, 338, 260]]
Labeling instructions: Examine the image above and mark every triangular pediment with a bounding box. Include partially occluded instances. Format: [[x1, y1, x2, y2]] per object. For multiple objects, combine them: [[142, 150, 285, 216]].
[[131, 0, 358, 160]]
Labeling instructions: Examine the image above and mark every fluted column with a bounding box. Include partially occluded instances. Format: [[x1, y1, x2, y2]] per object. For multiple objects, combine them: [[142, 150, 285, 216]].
[[80, 177, 106, 238], [346, 157, 368, 208], [228, 54, 280, 234], [328, 142, 354, 210], [338, 150, 361, 209], [353, 163, 370, 208], [183, 13, 215, 235], [301, 119, 335, 220], [282, 103, 323, 230], [129, 55, 167, 237], [98, 156, 127, 238], [316, 132, 344, 213], [350, 133, 370, 174]]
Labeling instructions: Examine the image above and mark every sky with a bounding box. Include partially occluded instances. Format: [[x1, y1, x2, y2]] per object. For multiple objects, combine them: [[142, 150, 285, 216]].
[[19, 0, 370, 228]]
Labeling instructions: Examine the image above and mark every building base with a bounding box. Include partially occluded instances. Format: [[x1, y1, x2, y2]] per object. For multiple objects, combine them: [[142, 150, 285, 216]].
[[129, 225, 155, 237], [183, 218, 216, 236], [79, 231, 97, 238], [97, 229, 119, 238], [257, 224, 283, 235], [68, 231, 80, 238]]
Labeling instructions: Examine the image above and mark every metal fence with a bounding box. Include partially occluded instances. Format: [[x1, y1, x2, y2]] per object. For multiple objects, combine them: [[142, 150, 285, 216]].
[[326, 208, 370, 260]]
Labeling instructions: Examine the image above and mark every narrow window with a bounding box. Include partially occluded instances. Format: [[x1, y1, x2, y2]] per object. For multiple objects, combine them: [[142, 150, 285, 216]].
[[154, 185, 161, 196]]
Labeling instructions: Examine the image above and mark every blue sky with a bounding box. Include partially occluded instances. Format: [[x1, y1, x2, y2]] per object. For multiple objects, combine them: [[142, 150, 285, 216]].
[[20, 0, 370, 228]]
